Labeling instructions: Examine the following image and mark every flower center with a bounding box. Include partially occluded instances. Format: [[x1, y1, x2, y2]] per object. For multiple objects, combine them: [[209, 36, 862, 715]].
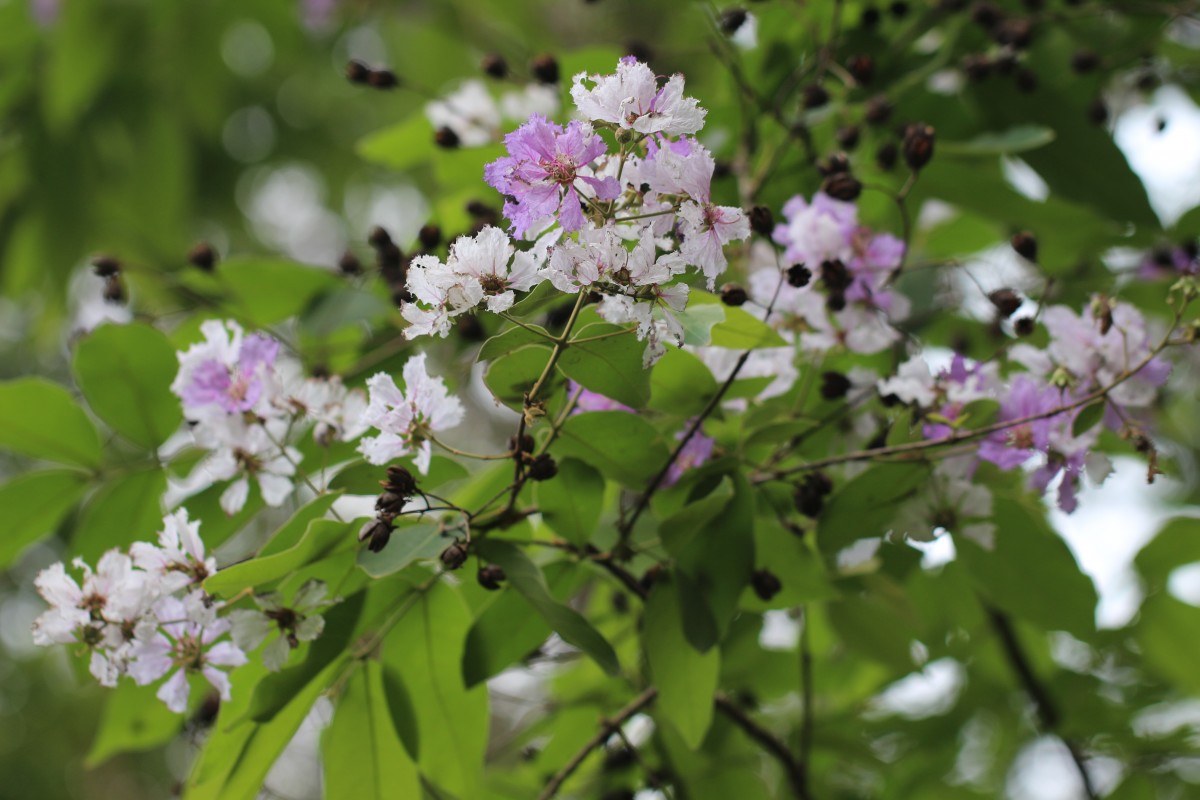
[[1008, 425, 1035, 450], [480, 274, 506, 295], [173, 632, 206, 671], [542, 157, 577, 185]]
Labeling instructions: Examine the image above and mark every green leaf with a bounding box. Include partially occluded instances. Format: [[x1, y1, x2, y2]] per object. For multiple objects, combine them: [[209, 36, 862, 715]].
[[381, 665, 420, 760], [216, 258, 339, 327], [204, 519, 355, 597], [462, 562, 584, 687], [478, 323, 552, 362], [477, 540, 620, 675], [557, 323, 649, 408], [0, 378, 101, 467], [0, 470, 89, 568], [1134, 517, 1200, 592], [257, 492, 344, 557], [1072, 401, 1105, 438], [73, 467, 167, 564], [384, 581, 489, 799], [817, 463, 931, 554], [939, 125, 1056, 156], [958, 497, 1097, 637], [644, 582, 720, 749], [1137, 593, 1200, 695], [535, 458, 605, 546], [677, 302, 726, 347], [553, 411, 669, 488], [84, 681, 183, 767], [827, 576, 923, 671], [649, 348, 720, 416], [483, 343, 554, 409], [356, 521, 451, 578], [72, 322, 181, 449], [358, 114, 435, 171], [324, 662, 422, 799], [688, 291, 788, 349]]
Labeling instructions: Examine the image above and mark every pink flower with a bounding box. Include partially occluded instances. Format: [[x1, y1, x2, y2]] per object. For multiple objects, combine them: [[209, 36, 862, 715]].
[[172, 320, 280, 417], [358, 354, 465, 473]]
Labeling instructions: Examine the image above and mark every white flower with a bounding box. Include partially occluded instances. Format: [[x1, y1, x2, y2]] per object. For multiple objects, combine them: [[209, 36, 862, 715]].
[[229, 580, 331, 672], [893, 466, 995, 550], [425, 79, 501, 147], [500, 83, 560, 121], [274, 365, 370, 444], [878, 357, 936, 407], [570, 58, 706, 136], [171, 319, 281, 420], [547, 227, 684, 294], [678, 201, 751, 288], [129, 508, 217, 593], [358, 353, 465, 473], [191, 417, 300, 514], [128, 592, 248, 713], [32, 551, 156, 647]]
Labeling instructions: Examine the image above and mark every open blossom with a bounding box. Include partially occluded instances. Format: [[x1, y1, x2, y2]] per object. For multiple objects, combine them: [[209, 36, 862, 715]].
[[425, 79, 501, 147], [664, 426, 716, 487], [570, 57, 706, 136], [172, 320, 280, 418], [230, 580, 330, 672], [598, 283, 689, 367], [484, 115, 620, 238], [893, 463, 996, 550], [358, 353, 465, 473], [274, 365, 370, 444], [129, 508, 217, 594], [402, 226, 542, 338], [128, 592, 247, 713], [191, 417, 300, 514], [546, 226, 684, 294], [32, 552, 154, 649]]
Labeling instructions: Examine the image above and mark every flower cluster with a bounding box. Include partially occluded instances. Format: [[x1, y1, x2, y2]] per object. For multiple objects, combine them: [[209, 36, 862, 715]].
[[396, 57, 751, 367], [32, 510, 246, 712], [172, 320, 367, 514]]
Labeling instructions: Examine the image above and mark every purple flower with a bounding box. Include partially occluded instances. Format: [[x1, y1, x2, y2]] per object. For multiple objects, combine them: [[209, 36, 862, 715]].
[[569, 381, 634, 413], [484, 115, 620, 238], [172, 320, 280, 417], [664, 425, 715, 487], [976, 375, 1058, 471]]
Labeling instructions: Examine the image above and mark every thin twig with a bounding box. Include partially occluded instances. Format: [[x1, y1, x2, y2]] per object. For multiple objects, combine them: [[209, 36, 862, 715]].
[[714, 694, 811, 800]]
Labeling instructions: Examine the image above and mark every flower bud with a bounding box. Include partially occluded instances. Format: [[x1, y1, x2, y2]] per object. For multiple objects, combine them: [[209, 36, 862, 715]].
[[477, 564, 507, 590], [1010, 231, 1038, 262], [187, 242, 217, 272], [481, 53, 508, 79], [748, 205, 775, 236], [817, 152, 852, 176], [367, 68, 399, 89], [434, 126, 461, 149], [902, 123, 936, 171], [786, 264, 812, 288], [1014, 316, 1035, 336], [751, 569, 782, 601], [91, 255, 121, 277], [440, 541, 470, 570], [864, 96, 893, 126], [376, 490, 407, 516], [367, 226, 393, 250], [530, 54, 560, 84], [720, 283, 748, 307], [381, 465, 418, 497], [987, 288, 1023, 318], [345, 59, 371, 84], [802, 82, 829, 110], [418, 224, 442, 251], [527, 453, 558, 482], [359, 517, 395, 553], [821, 172, 862, 202], [820, 371, 852, 400], [338, 250, 362, 276]]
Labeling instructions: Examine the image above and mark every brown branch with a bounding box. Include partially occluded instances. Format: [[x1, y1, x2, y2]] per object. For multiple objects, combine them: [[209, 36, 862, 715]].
[[715, 694, 812, 800], [537, 688, 659, 800]]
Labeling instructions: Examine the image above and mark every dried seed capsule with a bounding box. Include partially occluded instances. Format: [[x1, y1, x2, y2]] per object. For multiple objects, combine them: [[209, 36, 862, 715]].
[[720, 283, 748, 307], [531, 54, 560, 84], [477, 564, 507, 590], [440, 541, 470, 570], [751, 569, 783, 601], [481, 53, 509, 79], [987, 288, 1023, 318], [822, 172, 862, 202], [1010, 231, 1038, 262], [748, 205, 775, 236], [787, 264, 812, 288], [902, 123, 936, 170]]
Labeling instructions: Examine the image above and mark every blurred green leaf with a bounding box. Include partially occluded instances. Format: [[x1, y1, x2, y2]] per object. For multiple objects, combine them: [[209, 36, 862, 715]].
[[553, 410, 669, 487], [535, 458, 605, 546], [0, 470, 89, 568], [939, 125, 1056, 156], [0, 378, 102, 468], [645, 582, 720, 749], [73, 467, 166, 563], [205, 518, 355, 596], [558, 323, 649, 408]]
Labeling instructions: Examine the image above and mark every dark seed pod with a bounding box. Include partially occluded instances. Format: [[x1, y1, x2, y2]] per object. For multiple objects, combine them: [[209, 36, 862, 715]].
[[481, 53, 509, 79], [187, 242, 217, 272], [820, 259, 853, 291], [793, 473, 832, 517], [102, 275, 125, 304], [418, 224, 442, 251], [1087, 98, 1109, 126], [381, 465, 418, 497], [836, 125, 861, 150], [91, 255, 121, 277], [875, 140, 898, 171], [902, 123, 935, 171], [748, 205, 775, 236], [787, 264, 812, 288], [720, 7, 748, 34], [1071, 50, 1100, 74], [825, 290, 847, 312], [345, 59, 371, 84], [367, 226, 393, 249], [531, 54, 560, 84], [847, 54, 874, 84], [971, 0, 1002, 29], [477, 564, 507, 590], [961, 54, 992, 82], [817, 152, 852, 176], [509, 433, 536, 454], [751, 569, 783, 601], [820, 371, 853, 400], [527, 453, 558, 481], [987, 288, 1023, 318], [802, 82, 830, 110], [338, 250, 362, 276], [889, 0, 909, 17], [359, 517, 395, 553], [441, 542, 470, 571], [1014, 316, 1035, 336], [367, 68, 398, 89], [994, 18, 1033, 49], [864, 95, 893, 126], [720, 283, 749, 307], [822, 172, 862, 202], [1010, 231, 1038, 262], [434, 126, 461, 149]]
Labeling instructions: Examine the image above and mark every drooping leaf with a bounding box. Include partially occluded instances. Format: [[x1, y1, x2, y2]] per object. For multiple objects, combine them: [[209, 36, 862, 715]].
[[649, 347, 720, 416], [817, 463, 932, 555], [644, 582, 720, 749], [72, 322, 182, 449], [204, 519, 356, 596], [938, 125, 1056, 156]]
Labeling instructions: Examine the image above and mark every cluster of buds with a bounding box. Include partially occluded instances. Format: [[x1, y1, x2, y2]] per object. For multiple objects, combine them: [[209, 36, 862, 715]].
[[345, 59, 399, 90], [90, 255, 125, 304], [358, 465, 419, 553]]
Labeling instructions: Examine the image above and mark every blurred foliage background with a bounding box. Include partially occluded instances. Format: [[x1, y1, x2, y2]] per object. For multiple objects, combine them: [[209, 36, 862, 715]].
[[6, 0, 1200, 798]]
